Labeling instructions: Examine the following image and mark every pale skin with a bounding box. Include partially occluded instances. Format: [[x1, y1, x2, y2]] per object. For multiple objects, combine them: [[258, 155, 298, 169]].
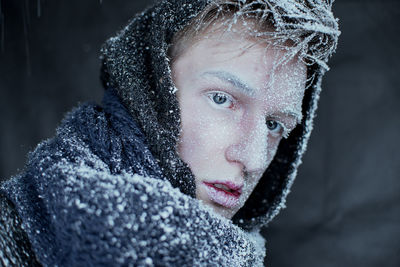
[[172, 22, 307, 219]]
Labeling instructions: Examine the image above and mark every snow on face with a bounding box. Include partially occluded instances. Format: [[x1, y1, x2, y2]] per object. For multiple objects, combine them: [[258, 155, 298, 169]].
[[172, 22, 307, 219]]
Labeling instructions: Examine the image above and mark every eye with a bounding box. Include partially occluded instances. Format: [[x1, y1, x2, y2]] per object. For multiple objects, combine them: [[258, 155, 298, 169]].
[[207, 92, 234, 109], [266, 120, 283, 134], [213, 93, 227, 104]]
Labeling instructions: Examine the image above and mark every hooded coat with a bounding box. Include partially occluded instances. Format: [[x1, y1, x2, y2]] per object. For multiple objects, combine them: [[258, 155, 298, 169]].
[[0, 0, 339, 266]]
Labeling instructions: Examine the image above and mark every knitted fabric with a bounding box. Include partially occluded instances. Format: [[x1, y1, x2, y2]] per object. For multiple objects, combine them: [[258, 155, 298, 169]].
[[1, 89, 266, 266]]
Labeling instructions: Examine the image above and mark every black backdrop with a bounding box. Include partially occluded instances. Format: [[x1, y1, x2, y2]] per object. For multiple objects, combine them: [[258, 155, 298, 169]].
[[1, 0, 399, 266]]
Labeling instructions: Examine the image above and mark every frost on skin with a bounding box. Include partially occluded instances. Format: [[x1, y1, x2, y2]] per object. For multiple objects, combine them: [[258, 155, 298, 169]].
[[173, 20, 307, 219]]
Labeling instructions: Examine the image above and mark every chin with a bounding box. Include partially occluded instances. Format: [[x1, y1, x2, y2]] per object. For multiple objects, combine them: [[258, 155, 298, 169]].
[[207, 202, 237, 219], [199, 196, 241, 219]]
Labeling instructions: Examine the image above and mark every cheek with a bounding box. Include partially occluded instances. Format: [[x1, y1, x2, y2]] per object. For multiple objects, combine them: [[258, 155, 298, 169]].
[[267, 136, 281, 159], [240, 137, 280, 202], [240, 171, 264, 206], [178, 118, 216, 165], [178, 102, 237, 173]]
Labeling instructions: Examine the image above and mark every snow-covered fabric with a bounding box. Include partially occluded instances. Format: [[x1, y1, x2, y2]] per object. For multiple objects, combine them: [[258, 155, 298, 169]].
[[1, 89, 265, 266], [0, 194, 40, 266]]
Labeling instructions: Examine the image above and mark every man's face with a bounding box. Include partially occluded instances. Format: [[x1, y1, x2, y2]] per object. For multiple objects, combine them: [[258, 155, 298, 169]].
[[172, 26, 307, 219]]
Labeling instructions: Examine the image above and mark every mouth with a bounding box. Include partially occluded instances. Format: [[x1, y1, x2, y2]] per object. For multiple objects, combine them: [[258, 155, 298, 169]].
[[203, 181, 243, 208]]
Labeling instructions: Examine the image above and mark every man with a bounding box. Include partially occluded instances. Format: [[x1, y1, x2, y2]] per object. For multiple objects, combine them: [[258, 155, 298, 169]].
[[0, 0, 339, 266]]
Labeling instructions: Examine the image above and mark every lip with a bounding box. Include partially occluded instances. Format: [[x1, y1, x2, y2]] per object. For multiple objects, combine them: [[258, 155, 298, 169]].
[[203, 181, 243, 208]]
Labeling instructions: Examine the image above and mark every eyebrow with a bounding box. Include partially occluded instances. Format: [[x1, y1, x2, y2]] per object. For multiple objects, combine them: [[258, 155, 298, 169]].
[[270, 110, 303, 125], [201, 71, 256, 97]]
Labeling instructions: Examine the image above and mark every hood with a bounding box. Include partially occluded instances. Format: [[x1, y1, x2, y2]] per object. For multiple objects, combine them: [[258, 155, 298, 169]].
[[100, 0, 339, 230]]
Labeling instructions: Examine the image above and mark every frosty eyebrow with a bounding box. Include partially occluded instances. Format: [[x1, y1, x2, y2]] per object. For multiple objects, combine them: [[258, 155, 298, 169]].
[[270, 110, 303, 125], [202, 71, 256, 97]]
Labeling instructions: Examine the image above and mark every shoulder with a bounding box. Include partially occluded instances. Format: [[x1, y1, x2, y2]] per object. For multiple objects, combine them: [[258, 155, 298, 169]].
[[3, 167, 264, 266], [0, 193, 41, 266], [53, 171, 265, 266], [25, 101, 158, 177]]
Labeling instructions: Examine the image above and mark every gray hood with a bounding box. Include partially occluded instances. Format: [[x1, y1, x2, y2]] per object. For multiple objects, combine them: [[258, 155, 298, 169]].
[[100, 0, 340, 230]]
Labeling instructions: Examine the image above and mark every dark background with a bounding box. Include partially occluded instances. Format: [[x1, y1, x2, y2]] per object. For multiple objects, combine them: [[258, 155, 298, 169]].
[[1, 0, 399, 266]]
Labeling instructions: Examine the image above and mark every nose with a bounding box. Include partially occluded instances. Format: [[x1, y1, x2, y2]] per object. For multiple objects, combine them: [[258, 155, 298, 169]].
[[225, 118, 269, 173]]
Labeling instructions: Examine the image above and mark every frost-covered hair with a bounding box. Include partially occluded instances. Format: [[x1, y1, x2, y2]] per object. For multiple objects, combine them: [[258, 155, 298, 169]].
[[169, 0, 340, 77]]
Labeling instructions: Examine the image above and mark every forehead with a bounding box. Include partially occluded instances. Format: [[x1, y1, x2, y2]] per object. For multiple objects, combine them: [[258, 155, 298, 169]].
[[183, 30, 305, 90], [190, 21, 304, 73]]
